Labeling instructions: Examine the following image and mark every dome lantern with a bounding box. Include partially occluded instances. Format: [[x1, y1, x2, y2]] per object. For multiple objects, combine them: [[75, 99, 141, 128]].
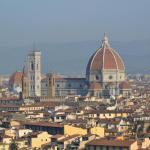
[[102, 32, 110, 48]]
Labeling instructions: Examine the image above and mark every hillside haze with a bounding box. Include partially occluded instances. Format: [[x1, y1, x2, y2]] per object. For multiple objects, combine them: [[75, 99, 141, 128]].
[[0, 39, 150, 75]]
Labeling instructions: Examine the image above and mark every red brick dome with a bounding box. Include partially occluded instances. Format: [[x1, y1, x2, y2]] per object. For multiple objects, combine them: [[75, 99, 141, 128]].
[[9, 71, 23, 85], [86, 34, 125, 75]]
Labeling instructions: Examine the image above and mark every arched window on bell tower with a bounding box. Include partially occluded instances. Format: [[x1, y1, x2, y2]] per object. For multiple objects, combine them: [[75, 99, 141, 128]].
[[31, 61, 34, 71], [37, 63, 39, 70]]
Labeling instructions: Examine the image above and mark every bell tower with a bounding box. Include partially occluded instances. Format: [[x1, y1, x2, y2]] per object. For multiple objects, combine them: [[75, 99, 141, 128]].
[[27, 51, 41, 97]]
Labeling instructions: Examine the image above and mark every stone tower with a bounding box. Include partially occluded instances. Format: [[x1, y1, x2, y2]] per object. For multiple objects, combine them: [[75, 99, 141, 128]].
[[27, 51, 41, 97], [46, 73, 56, 98], [22, 65, 29, 98]]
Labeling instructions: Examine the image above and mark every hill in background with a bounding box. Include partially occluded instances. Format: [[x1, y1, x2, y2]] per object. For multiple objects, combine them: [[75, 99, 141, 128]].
[[0, 40, 150, 75]]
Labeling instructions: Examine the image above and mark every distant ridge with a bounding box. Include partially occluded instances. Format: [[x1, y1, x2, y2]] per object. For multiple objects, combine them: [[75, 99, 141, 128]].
[[0, 40, 150, 74]]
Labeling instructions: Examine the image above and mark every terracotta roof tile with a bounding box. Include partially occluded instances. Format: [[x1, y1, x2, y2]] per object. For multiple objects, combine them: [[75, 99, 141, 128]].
[[23, 121, 64, 128], [87, 139, 136, 147]]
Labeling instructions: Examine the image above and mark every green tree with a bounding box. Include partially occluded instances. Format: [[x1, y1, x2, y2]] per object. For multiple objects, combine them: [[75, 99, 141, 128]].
[[9, 141, 18, 150]]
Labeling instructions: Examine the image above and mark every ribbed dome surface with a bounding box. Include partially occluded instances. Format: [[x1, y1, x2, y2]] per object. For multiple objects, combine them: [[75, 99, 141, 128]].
[[86, 34, 125, 75]]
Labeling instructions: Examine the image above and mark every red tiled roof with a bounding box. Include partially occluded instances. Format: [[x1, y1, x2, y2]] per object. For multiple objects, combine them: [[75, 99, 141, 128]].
[[119, 81, 130, 89], [87, 139, 136, 147], [55, 108, 75, 113], [58, 134, 80, 142], [3, 135, 13, 138], [51, 134, 64, 139], [89, 82, 102, 90], [0, 98, 19, 101], [84, 109, 133, 114], [23, 121, 64, 128], [0, 104, 19, 108]]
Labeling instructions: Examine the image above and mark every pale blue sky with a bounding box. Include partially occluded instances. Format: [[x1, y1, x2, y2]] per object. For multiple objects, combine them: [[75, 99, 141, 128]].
[[0, 0, 150, 46], [0, 0, 150, 74]]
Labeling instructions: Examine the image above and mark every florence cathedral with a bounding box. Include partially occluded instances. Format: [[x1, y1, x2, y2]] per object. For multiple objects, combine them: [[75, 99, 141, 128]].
[[22, 34, 131, 99]]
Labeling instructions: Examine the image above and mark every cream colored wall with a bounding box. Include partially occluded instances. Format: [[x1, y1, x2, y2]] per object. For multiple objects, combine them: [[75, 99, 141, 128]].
[[18, 129, 32, 137], [5, 129, 16, 138], [79, 135, 95, 150], [3, 138, 12, 144], [89, 114, 97, 118], [64, 125, 87, 136], [27, 113, 44, 119], [141, 138, 150, 149], [103, 72, 118, 82], [17, 140, 28, 149], [19, 106, 44, 112], [90, 127, 105, 137], [122, 113, 128, 117], [130, 141, 138, 150], [99, 113, 116, 119], [103, 70, 125, 83], [19, 107, 25, 111], [118, 120, 129, 132], [63, 137, 80, 149], [66, 114, 77, 120], [89, 73, 101, 82], [118, 125, 128, 133], [31, 132, 51, 148], [10, 120, 21, 127], [98, 112, 128, 119], [0, 143, 9, 150], [89, 69, 126, 82]]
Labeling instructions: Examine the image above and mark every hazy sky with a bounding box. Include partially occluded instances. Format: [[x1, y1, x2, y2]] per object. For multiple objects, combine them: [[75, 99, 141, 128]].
[[0, 0, 150, 75], [0, 0, 150, 46]]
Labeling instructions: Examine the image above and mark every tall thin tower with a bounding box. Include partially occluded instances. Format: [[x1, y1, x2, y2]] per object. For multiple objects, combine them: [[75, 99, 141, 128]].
[[27, 51, 41, 97]]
